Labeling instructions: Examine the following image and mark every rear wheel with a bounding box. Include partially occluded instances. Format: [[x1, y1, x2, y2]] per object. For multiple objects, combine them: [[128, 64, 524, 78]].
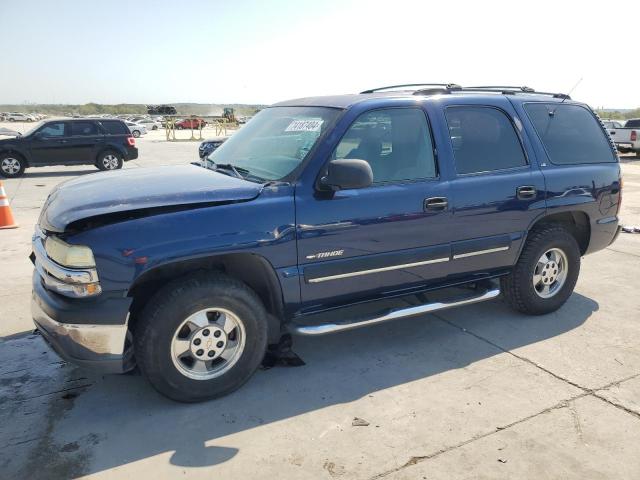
[[501, 225, 580, 315], [134, 272, 268, 402], [96, 150, 123, 171], [132, 130, 141, 138], [0, 153, 26, 178]]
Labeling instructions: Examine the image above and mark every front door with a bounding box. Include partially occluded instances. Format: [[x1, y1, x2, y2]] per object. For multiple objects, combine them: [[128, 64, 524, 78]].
[[295, 107, 452, 311], [29, 121, 71, 165]]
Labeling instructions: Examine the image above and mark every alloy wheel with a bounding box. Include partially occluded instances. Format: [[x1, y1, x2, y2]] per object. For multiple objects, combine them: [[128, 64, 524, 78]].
[[532, 247, 568, 298], [1, 157, 21, 175], [170, 307, 246, 380]]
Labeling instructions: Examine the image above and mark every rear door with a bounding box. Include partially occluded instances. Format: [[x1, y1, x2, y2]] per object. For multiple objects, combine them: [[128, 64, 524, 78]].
[[29, 121, 72, 165], [437, 99, 546, 275], [66, 121, 104, 163]]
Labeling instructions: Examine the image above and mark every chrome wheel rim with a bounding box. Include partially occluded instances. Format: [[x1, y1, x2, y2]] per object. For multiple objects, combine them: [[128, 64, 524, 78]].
[[170, 307, 246, 380], [102, 154, 119, 170], [1, 157, 21, 175], [533, 248, 568, 299]]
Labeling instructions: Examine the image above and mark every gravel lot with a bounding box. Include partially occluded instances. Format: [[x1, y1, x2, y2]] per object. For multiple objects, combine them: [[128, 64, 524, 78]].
[[1, 123, 640, 479]]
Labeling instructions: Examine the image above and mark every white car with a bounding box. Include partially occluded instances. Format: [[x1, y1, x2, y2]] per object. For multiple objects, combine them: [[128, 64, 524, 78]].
[[125, 121, 148, 138], [135, 118, 161, 130], [5, 113, 33, 122]]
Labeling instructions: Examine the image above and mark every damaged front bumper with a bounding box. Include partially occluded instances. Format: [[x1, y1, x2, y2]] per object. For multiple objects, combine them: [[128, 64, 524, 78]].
[[31, 271, 134, 374]]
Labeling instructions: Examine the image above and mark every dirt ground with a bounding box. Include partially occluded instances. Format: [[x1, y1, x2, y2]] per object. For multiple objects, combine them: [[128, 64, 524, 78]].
[[1, 123, 640, 479]]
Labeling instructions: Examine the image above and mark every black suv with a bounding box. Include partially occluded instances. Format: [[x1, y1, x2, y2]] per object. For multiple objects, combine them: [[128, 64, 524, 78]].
[[0, 119, 138, 178]]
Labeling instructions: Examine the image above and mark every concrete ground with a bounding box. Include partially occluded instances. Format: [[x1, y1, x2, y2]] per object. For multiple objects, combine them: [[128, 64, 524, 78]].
[[1, 123, 639, 479]]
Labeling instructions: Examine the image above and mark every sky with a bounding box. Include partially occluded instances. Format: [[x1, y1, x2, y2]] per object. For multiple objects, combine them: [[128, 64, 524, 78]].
[[2, 0, 639, 108]]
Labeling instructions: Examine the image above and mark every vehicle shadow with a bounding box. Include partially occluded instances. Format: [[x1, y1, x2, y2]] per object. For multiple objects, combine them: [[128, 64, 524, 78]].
[[34, 292, 597, 475], [22, 169, 96, 178]]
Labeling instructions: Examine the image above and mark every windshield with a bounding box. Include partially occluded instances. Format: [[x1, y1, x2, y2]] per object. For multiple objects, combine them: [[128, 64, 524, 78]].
[[207, 106, 341, 181]]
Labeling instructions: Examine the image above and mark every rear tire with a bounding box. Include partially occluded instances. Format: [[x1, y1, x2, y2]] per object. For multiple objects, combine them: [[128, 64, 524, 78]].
[[132, 130, 141, 138], [501, 225, 580, 315], [134, 272, 268, 402], [0, 153, 26, 178], [96, 150, 123, 171]]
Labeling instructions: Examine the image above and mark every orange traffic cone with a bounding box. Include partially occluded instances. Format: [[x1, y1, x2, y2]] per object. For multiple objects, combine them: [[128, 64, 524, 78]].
[[0, 181, 18, 229]]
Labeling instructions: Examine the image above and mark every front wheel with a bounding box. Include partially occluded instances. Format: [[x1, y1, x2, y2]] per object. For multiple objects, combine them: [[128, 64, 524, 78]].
[[132, 130, 141, 138], [501, 225, 581, 315], [134, 273, 268, 402], [0, 154, 26, 178]]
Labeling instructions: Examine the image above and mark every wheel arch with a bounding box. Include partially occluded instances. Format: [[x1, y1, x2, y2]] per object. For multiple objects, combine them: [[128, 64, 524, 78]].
[[127, 253, 285, 344], [526, 210, 590, 256]]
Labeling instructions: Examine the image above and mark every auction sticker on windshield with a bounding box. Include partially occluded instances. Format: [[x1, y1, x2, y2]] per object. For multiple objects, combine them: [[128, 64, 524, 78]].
[[285, 119, 323, 132]]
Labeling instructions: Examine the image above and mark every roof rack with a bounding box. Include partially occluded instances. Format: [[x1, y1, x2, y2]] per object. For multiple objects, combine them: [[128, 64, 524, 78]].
[[360, 84, 570, 100], [360, 83, 461, 94]]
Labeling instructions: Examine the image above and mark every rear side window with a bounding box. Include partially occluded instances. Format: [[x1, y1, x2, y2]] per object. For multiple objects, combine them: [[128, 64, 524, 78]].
[[100, 120, 128, 135], [70, 121, 99, 136], [524, 104, 616, 164], [445, 106, 527, 174]]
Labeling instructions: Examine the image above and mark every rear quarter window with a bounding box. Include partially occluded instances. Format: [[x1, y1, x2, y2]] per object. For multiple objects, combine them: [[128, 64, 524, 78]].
[[524, 103, 616, 165], [100, 120, 128, 135]]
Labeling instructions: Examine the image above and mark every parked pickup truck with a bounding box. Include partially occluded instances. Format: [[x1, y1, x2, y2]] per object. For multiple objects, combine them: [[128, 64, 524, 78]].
[[31, 84, 622, 402], [0, 119, 138, 177], [603, 118, 640, 154]]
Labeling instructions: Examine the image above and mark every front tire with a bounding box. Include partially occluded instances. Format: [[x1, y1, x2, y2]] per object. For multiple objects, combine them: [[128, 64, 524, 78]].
[[134, 272, 268, 402], [132, 130, 141, 138], [501, 225, 581, 315], [96, 150, 123, 171], [0, 153, 26, 178]]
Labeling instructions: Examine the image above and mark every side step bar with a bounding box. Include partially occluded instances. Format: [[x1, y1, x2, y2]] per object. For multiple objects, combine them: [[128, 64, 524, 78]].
[[289, 286, 500, 336]]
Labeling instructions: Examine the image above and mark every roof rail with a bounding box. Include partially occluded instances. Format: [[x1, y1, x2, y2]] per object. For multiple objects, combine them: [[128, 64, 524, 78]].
[[360, 84, 571, 100], [360, 83, 461, 94]]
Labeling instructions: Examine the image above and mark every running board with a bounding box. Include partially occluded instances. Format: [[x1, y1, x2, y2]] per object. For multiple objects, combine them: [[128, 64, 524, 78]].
[[289, 286, 500, 336]]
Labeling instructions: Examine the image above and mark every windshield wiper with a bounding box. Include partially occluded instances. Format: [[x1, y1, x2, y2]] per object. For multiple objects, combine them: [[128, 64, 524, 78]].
[[210, 162, 249, 180]]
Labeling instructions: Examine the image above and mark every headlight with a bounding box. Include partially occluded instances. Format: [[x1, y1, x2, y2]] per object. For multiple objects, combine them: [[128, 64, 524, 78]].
[[45, 236, 96, 268]]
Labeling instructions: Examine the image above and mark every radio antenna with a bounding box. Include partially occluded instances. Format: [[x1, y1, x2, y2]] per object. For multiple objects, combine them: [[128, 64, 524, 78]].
[[561, 77, 583, 103]]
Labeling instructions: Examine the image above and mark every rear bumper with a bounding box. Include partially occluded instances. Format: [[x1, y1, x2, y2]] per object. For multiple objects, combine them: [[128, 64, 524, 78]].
[[586, 216, 621, 254], [125, 147, 138, 161]]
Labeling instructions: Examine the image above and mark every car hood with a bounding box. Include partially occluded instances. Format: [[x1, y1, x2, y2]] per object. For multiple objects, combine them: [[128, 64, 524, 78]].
[[39, 165, 263, 232]]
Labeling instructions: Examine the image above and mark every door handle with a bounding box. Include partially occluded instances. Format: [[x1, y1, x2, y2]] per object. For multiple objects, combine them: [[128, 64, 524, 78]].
[[517, 185, 536, 199], [57, 139, 69, 144], [610, 131, 616, 135], [424, 197, 448, 211]]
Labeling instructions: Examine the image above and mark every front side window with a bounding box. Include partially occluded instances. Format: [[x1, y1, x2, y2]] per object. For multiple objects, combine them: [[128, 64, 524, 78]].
[[524, 103, 616, 165], [70, 122, 98, 136], [333, 108, 436, 183], [209, 106, 340, 181], [445, 106, 527, 174], [38, 122, 65, 137]]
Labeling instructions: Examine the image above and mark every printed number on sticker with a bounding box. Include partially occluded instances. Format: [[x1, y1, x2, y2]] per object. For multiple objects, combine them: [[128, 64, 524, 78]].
[[285, 119, 323, 132]]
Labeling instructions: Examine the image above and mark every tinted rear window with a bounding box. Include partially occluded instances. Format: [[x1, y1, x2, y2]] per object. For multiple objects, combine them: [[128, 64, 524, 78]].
[[70, 121, 98, 136], [524, 104, 616, 164], [625, 119, 640, 128], [445, 106, 527, 174], [100, 120, 128, 135]]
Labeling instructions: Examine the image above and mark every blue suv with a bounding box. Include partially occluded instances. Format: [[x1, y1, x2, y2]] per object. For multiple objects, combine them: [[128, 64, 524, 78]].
[[31, 84, 622, 402]]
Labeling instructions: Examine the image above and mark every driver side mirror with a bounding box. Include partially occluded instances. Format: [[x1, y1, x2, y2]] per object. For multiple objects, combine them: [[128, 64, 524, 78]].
[[32, 131, 45, 140], [319, 159, 373, 191]]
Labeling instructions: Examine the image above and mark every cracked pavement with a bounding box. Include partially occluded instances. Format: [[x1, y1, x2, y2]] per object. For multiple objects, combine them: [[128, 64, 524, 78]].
[[1, 131, 639, 479]]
